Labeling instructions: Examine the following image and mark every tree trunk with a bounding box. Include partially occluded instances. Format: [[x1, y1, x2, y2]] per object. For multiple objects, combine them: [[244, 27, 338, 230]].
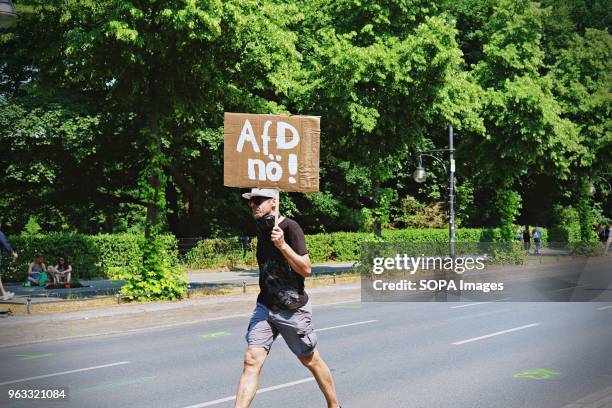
[[373, 180, 382, 238], [186, 190, 205, 236], [166, 181, 180, 236], [164, 166, 209, 237], [104, 205, 115, 233]]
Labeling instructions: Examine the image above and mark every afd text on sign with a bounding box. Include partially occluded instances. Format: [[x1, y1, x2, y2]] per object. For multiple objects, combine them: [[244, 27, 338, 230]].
[[223, 113, 320, 192]]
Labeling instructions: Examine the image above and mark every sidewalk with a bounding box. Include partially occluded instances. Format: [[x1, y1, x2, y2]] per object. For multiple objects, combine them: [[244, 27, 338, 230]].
[[0, 283, 361, 348], [1, 261, 356, 303], [0, 248, 587, 299]]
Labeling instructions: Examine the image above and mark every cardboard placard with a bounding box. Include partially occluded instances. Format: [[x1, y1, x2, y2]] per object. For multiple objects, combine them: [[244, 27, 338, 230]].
[[224, 112, 320, 192]]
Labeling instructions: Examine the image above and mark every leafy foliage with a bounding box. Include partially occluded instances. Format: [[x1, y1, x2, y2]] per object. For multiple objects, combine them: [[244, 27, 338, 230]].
[[182, 226, 533, 268], [495, 189, 522, 242], [394, 196, 448, 228], [0, 233, 179, 283], [0, 0, 609, 244], [121, 233, 188, 301]]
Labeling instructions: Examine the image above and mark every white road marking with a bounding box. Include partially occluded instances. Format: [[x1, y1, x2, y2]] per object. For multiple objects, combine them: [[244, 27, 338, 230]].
[[276, 320, 377, 346], [551, 285, 585, 292], [452, 323, 541, 345], [597, 305, 612, 311], [0, 361, 130, 386], [450, 298, 510, 309], [182, 377, 316, 408], [448, 308, 513, 323], [450, 302, 490, 309], [315, 320, 378, 332]]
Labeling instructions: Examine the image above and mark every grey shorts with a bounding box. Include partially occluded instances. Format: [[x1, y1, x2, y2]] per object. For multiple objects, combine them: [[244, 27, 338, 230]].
[[245, 301, 318, 357]]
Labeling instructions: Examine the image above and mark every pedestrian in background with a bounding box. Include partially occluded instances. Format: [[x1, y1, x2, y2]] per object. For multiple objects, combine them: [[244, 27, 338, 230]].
[[0, 220, 18, 301], [597, 225, 607, 245], [532, 225, 542, 255], [522, 226, 531, 252]]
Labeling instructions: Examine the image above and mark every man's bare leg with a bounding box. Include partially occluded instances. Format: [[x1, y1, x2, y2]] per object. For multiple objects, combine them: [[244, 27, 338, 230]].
[[234, 347, 268, 408], [298, 349, 340, 408]]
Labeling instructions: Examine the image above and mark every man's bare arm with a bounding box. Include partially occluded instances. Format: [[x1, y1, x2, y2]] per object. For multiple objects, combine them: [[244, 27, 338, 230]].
[[271, 226, 312, 277], [280, 246, 312, 278]]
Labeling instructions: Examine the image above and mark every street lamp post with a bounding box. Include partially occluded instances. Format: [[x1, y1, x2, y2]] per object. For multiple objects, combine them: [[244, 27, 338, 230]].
[[414, 125, 456, 257], [448, 125, 455, 258], [0, 0, 18, 28]]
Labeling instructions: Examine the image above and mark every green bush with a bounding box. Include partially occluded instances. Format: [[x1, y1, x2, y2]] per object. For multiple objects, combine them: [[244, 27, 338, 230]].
[[496, 189, 522, 243], [0, 234, 101, 282], [306, 232, 369, 262], [0, 233, 179, 282], [182, 227, 549, 269], [549, 205, 583, 243], [568, 242, 605, 256], [121, 234, 187, 301], [548, 226, 581, 244], [182, 237, 257, 269], [489, 242, 528, 265]]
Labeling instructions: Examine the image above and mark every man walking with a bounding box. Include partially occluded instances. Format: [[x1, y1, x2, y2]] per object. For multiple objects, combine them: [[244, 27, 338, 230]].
[[532, 225, 542, 255], [234, 188, 340, 408], [0, 220, 18, 300]]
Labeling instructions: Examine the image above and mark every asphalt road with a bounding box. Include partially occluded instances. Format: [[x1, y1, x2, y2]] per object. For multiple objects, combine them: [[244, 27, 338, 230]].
[[0, 299, 611, 408]]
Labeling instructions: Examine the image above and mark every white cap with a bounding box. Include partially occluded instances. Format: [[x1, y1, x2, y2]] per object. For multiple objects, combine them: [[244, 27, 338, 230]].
[[241, 188, 279, 200]]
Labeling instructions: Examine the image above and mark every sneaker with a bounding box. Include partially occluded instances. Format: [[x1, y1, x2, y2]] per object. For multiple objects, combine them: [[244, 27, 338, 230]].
[[1, 292, 14, 301]]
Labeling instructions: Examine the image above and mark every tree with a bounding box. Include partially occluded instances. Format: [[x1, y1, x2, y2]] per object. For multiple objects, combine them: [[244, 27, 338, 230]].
[[0, 94, 108, 232], [2, 0, 609, 238], [549, 29, 612, 175], [454, 0, 584, 226], [292, 0, 483, 232], [549, 28, 612, 224]]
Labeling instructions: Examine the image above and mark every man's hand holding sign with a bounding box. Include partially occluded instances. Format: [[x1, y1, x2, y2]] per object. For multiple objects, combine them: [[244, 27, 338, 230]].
[[224, 113, 340, 408]]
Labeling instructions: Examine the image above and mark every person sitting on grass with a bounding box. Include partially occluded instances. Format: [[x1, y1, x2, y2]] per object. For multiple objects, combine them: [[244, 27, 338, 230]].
[[27, 252, 47, 287], [48, 256, 72, 286]]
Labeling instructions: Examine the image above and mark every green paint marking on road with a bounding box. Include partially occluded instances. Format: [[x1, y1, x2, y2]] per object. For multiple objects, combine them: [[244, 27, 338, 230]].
[[71, 376, 156, 396], [200, 331, 231, 339], [513, 369, 561, 380], [16, 354, 53, 361]]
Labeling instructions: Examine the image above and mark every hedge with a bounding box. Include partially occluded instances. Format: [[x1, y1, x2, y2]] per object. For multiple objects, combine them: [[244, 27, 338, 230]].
[[182, 237, 257, 270], [0, 233, 179, 282], [547, 225, 581, 244], [1, 228, 555, 280], [182, 227, 550, 269]]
